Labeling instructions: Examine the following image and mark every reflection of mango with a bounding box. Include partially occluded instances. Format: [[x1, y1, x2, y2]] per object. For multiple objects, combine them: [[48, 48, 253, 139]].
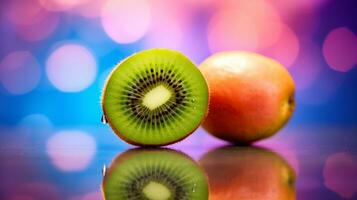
[[199, 52, 295, 144], [200, 146, 296, 200]]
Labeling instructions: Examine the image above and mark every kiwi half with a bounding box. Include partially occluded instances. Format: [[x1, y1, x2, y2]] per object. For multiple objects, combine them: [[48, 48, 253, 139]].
[[102, 148, 209, 200], [102, 49, 209, 146]]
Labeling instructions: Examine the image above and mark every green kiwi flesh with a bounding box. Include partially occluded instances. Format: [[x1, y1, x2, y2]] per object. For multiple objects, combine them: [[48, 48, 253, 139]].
[[102, 49, 209, 146], [102, 148, 209, 200]]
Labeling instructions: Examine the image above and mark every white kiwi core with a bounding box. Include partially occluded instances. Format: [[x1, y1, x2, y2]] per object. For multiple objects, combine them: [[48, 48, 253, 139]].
[[143, 181, 171, 200], [142, 85, 172, 110]]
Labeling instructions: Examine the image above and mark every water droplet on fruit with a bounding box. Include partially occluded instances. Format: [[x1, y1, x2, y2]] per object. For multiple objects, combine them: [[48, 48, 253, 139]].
[[191, 98, 196, 102], [101, 114, 108, 124], [192, 183, 197, 193], [102, 165, 107, 176]]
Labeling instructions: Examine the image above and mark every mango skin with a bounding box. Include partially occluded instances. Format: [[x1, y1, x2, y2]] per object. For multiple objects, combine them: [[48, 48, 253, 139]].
[[199, 51, 295, 144], [200, 146, 296, 200]]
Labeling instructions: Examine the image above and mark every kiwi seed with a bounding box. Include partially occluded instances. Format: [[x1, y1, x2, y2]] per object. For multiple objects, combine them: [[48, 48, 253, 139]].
[[102, 148, 209, 200], [102, 49, 209, 146]]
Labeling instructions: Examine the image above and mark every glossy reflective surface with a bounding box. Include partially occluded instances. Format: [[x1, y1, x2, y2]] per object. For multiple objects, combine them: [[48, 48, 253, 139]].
[[0, 126, 356, 200], [200, 146, 296, 200], [102, 148, 208, 200]]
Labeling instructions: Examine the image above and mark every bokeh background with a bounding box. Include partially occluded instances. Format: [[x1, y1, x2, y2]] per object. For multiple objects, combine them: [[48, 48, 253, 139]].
[[0, 0, 356, 199]]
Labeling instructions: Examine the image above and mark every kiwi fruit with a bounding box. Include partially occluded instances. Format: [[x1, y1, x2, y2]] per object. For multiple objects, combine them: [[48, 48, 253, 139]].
[[101, 48, 209, 146], [102, 148, 209, 200]]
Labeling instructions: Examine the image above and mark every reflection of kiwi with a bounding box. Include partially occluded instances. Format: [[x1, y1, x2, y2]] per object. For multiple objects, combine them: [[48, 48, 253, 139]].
[[200, 146, 296, 200], [102, 49, 209, 146], [102, 148, 209, 200]]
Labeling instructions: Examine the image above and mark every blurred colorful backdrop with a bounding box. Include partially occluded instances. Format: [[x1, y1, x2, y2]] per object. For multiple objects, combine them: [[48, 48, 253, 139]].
[[0, 0, 356, 199], [1, 0, 356, 127]]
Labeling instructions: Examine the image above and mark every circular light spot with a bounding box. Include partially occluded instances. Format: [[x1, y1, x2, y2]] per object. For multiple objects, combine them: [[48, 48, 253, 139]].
[[323, 27, 357, 72], [183, 0, 215, 7], [38, 0, 70, 11], [208, 9, 258, 52], [261, 24, 300, 68], [271, 25, 299, 67], [46, 44, 97, 92], [6, 0, 44, 25], [239, 0, 282, 48], [38, 0, 89, 11], [46, 130, 96, 172], [270, 0, 328, 19], [16, 12, 60, 42], [101, 0, 151, 43], [5, 0, 59, 42], [207, 0, 282, 52], [323, 152, 357, 199], [145, 20, 183, 49], [145, 0, 184, 49], [74, 0, 106, 18], [0, 51, 41, 95]]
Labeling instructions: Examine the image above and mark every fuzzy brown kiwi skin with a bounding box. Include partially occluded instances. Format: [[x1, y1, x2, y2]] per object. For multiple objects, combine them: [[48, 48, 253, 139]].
[[101, 60, 210, 147], [101, 148, 210, 199]]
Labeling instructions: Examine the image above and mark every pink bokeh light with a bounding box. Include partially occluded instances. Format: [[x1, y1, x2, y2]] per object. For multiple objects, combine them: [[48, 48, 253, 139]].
[[261, 24, 300, 68], [74, 0, 106, 18], [145, 0, 186, 50], [5, 0, 59, 42], [38, 0, 90, 11], [6, 0, 45, 26], [323, 27, 357, 72], [0, 51, 41, 95], [238, 0, 282, 49], [16, 12, 60, 42], [101, 0, 151, 44], [46, 130, 97, 172], [207, 0, 282, 52], [269, 0, 328, 19], [207, 9, 258, 52], [46, 43, 97, 92], [183, 0, 215, 7], [323, 152, 357, 199]]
